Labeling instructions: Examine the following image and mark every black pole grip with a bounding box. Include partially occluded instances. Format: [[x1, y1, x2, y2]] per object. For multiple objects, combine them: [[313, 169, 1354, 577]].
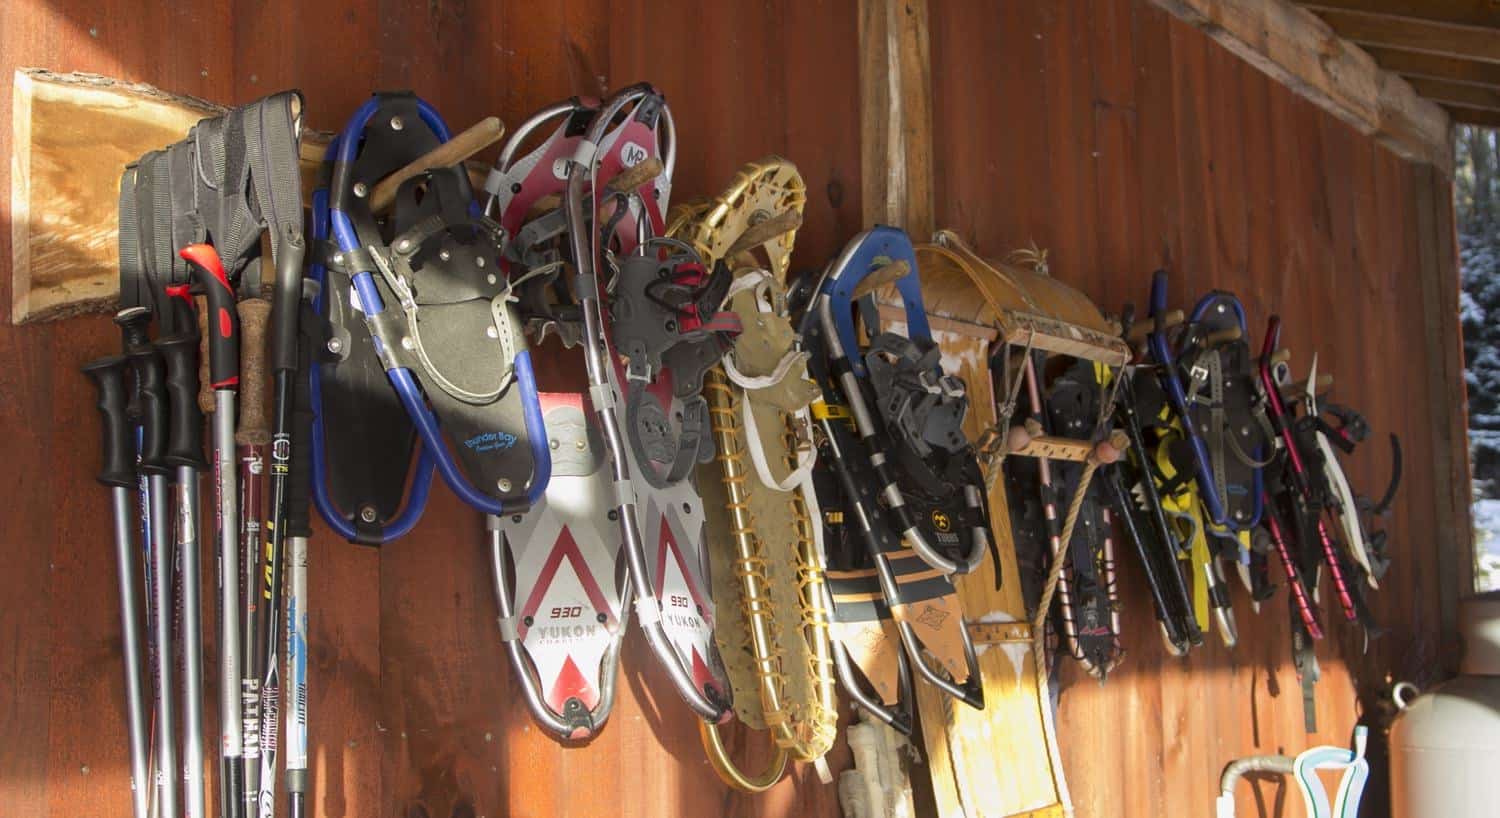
[[159, 330, 208, 471], [285, 290, 318, 538], [115, 307, 169, 473], [181, 244, 240, 390], [270, 228, 307, 374], [82, 355, 136, 488]]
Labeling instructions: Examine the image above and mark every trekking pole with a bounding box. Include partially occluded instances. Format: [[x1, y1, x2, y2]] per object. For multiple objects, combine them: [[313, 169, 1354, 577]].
[[256, 223, 307, 818], [83, 354, 152, 818], [237, 294, 270, 818], [117, 306, 180, 818], [158, 287, 209, 818], [183, 244, 245, 818], [285, 285, 318, 818]]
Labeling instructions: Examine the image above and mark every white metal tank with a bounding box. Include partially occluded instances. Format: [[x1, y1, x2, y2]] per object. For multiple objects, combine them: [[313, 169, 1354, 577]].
[[1389, 595, 1500, 817]]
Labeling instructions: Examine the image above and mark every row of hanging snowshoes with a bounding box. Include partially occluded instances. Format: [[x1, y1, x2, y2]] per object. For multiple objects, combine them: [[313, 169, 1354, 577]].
[[307, 88, 1007, 763], [297, 87, 1398, 807], [1118, 272, 1396, 663]]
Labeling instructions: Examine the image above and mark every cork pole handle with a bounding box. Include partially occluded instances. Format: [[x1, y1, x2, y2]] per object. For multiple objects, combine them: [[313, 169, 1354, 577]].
[[236, 298, 273, 446]]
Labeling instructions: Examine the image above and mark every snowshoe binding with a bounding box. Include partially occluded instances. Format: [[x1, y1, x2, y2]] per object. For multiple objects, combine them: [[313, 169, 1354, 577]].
[[800, 225, 984, 711], [312, 93, 551, 539]]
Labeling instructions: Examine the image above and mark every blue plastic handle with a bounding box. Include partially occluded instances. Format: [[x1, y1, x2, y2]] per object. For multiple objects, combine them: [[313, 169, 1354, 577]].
[[820, 226, 932, 377]]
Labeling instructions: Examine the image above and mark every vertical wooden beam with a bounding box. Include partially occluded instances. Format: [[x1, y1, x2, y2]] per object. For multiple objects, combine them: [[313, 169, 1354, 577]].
[[1413, 162, 1470, 664], [858, 0, 935, 237]]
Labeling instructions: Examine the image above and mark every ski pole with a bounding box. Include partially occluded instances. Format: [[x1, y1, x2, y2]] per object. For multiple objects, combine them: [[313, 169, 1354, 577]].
[[83, 355, 153, 818], [237, 295, 270, 818], [159, 286, 209, 818], [285, 285, 318, 818], [257, 225, 307, 818], [182, 244, 245, 818], [118, 306, 179, 818]]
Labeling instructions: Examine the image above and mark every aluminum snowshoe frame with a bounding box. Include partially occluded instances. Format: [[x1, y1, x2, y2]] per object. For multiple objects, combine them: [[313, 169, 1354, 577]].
[[1104, 317, 1203, 656], [1145, 274, 1270, 534], [562, 83, 733, 723], [482, 91, 713, 736], [803, 225, 985, 710]]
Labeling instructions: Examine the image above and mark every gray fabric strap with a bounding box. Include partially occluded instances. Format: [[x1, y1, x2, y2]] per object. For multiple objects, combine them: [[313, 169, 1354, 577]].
[[243, 91, 305, 267], [117, 165, 145, 309]]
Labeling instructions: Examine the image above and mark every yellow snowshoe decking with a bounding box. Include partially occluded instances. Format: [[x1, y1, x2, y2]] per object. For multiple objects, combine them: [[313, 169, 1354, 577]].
[[667, 158, 840, 790]]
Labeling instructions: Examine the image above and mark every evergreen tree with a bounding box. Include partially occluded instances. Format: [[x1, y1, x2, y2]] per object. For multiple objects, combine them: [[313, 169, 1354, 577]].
[[1459, 126, 1500, 495], [1458, 125, 1500, 590]]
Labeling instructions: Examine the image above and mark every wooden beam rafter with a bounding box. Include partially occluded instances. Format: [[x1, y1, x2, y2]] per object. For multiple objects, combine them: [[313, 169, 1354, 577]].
[[1445, 104, 1500, 126], [1316, 7, 1500, 64], [1364, 46, 1500, 89], [1301, 0, 1500, 29], [1407, 76, 1500, 111], [1149, 0, 1453, 171]]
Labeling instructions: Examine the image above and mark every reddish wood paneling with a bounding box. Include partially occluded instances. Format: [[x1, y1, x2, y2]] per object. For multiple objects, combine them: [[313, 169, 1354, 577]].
[[0, 1, 1466, 817], [928, 3, 1463, 817]]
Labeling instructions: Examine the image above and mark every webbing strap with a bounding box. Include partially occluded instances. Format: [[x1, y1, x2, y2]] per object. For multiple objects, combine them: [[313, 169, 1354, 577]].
[[132, 150, 178, 331], [245, 92, 304, 267], [117, 165, 146, 310]]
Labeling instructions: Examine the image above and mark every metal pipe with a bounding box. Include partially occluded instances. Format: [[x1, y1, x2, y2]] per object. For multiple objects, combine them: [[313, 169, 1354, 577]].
[[284, 535, 308, 818]]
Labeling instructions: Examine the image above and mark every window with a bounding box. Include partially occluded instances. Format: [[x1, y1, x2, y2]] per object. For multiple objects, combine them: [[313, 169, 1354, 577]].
[[1457, 125, 1500, 593]]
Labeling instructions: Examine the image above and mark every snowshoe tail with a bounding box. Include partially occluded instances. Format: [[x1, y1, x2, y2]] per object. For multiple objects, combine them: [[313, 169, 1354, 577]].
[[489, 393, 627, 740]]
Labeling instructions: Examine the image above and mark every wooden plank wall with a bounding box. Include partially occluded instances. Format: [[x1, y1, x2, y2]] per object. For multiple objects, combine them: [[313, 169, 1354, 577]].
[[0, 1, 1466, 818], [926, 3, 1465, 817]]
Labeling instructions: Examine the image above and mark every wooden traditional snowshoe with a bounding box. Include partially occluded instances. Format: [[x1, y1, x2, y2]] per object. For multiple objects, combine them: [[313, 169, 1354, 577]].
[[920, 233, 1128, 681], [899, 229, 1138, 817], [667, 157, 841, 790]]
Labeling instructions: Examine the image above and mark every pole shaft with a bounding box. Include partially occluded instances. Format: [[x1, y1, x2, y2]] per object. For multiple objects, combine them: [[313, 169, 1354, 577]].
[[176, 467, 206, 818], [112, 487, 152, 818], [285, 535, 308, 812], [256, 376, 294, 818], [239, 443, 264, 818], [148, 473, 179, 818], [213, 392, 242, 818]]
